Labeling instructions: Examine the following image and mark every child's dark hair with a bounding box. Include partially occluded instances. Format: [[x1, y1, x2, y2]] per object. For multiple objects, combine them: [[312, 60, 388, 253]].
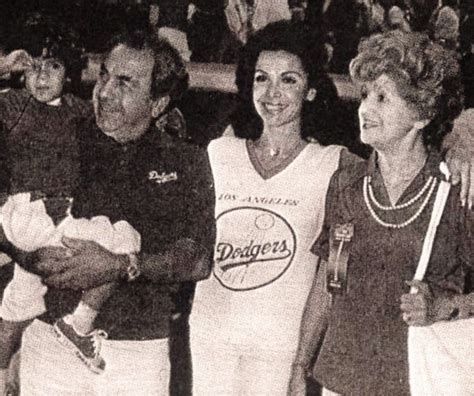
[[15, 13, 86, 91]]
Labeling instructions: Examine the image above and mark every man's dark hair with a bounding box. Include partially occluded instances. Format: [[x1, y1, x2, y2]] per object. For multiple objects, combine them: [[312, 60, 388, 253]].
[[107, 30, 189, 106]]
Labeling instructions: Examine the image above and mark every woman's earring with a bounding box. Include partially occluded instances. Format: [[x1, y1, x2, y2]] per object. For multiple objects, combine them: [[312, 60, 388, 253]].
[[306, 88, 317, 102]]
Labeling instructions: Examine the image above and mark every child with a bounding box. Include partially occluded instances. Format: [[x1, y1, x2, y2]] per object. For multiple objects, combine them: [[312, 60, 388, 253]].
[[0, 18, 135, 390]]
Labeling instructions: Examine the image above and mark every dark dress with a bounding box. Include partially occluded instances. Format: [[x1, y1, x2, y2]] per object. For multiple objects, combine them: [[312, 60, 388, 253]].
[[311, 151, 473, 395]]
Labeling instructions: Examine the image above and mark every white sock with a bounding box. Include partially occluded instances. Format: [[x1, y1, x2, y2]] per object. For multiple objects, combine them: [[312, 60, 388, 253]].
[[66, 302, 99, 335]]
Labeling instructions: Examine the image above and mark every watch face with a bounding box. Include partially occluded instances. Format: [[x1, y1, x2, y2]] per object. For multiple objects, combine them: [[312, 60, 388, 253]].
[[126, 254, 140, 281]]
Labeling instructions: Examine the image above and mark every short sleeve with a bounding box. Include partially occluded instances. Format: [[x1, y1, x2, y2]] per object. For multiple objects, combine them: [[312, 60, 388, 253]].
[[310, 149, 361, 261], [180, 145, 216, 251], [311, 171, 339, 261]]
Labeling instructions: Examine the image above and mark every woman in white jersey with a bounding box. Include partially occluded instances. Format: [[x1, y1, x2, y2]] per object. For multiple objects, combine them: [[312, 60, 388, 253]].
[[190, 21, 350, 395], [190, 21, 474, 396]]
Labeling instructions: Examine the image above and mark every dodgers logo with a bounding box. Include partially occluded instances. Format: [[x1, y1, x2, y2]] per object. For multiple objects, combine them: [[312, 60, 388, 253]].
[[214, 207, 296, 291]]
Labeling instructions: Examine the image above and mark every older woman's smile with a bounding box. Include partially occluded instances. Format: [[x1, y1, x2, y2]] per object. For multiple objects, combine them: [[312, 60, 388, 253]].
[[360, 116, 380, 130]]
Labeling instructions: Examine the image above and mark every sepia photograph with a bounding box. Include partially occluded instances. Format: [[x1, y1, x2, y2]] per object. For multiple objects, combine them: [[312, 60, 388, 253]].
[[0, 1, 472, 395]]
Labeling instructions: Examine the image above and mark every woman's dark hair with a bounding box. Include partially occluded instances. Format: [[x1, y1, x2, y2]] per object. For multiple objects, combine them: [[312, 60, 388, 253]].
[[350, 29, 464, 150], [232, 21, 332, 141], [106, 30, 189, 107], [16, 13, 86, 92]]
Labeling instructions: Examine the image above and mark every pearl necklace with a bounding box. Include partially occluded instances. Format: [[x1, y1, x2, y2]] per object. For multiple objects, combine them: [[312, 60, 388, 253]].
[[363, 175, 437, 229], [368, 175, 435, 210]]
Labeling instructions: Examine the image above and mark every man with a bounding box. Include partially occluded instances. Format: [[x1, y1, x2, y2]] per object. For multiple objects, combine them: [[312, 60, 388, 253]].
[[18, 30, 215, 395]]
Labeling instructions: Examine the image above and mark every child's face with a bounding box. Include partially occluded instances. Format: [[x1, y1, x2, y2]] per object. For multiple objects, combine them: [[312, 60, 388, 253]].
[[25, 57, 66, 103]]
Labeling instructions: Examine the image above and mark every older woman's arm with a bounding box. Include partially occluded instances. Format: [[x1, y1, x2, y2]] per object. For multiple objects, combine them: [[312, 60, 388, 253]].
[[401, 202, 474, 326], [288, 259, 331, 396], [401, 282, 474, 326]]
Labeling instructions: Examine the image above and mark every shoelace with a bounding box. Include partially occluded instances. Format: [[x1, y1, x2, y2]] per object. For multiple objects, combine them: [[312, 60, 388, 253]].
[[91, 329, 108, 359]]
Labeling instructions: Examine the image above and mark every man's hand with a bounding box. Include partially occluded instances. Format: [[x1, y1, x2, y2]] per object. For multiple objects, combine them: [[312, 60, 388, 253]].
[[445, 144, 473, 209], [444, 109, 474, 209], [434, 293, 474, 321], [401, 281, 436, 326], [38, 237, 127, 290], [287, 362, 308, 396], [0, 241, 71, 276], [454, 293, 474, 319]]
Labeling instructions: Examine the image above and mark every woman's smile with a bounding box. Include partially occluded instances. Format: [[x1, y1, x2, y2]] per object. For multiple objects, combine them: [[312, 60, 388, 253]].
[[360, 115, 380, 130], [261, 102, 287, 115], [252, 50, 314, 129]]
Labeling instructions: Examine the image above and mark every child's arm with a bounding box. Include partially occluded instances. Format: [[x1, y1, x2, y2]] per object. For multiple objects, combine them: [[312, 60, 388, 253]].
[[0, 50, 33, 76], [0, 319, 31, 368]]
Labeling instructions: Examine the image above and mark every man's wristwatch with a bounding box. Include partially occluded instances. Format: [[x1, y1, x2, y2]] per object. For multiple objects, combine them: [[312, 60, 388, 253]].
[[125, 253, 141, 281]]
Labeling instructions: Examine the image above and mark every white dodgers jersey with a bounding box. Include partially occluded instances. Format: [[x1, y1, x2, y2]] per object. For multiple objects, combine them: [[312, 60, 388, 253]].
[[191, 135, 343, 352]]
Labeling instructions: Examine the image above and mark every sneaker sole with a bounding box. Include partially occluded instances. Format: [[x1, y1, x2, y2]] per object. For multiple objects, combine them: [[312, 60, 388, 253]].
[[53, 323, 106, 375]]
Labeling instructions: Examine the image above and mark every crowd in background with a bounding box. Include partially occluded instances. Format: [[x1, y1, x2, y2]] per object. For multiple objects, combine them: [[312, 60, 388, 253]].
[[0, 0, 471, 153], [1, 1, 473, 71], [1, 1, 473, 108]]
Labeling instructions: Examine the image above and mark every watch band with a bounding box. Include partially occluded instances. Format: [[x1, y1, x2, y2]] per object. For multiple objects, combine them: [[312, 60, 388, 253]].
[[126, 253, 141, 281]]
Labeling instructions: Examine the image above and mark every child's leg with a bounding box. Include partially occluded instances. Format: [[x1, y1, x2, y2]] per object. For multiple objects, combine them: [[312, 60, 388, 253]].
[[1, 264, 47, 322], [0, 319, 31, 369], [66, 282, 117, 335], [0, 318, 31, 393], [0, 263, 45, 390], [54, 282, 117, 374]]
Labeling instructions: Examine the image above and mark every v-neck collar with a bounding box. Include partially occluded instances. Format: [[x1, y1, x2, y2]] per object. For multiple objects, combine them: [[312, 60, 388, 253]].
[[245, 139, 311, 180], [368, 150, 443, 207]]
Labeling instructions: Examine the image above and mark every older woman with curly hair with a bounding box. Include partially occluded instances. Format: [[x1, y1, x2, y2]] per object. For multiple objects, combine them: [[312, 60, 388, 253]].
[[289, 30, 473, 395]]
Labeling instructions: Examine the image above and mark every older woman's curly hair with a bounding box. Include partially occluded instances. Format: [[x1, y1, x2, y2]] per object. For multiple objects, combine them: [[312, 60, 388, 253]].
[[107, 30, 189, 107], [233, 21, 332, 141], [349, 30, 464, 149]]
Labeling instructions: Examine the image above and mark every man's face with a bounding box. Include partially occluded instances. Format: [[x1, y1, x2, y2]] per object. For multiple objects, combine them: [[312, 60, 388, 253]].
[[25, 57, 66, 103], [93, 44, 155, 142]]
